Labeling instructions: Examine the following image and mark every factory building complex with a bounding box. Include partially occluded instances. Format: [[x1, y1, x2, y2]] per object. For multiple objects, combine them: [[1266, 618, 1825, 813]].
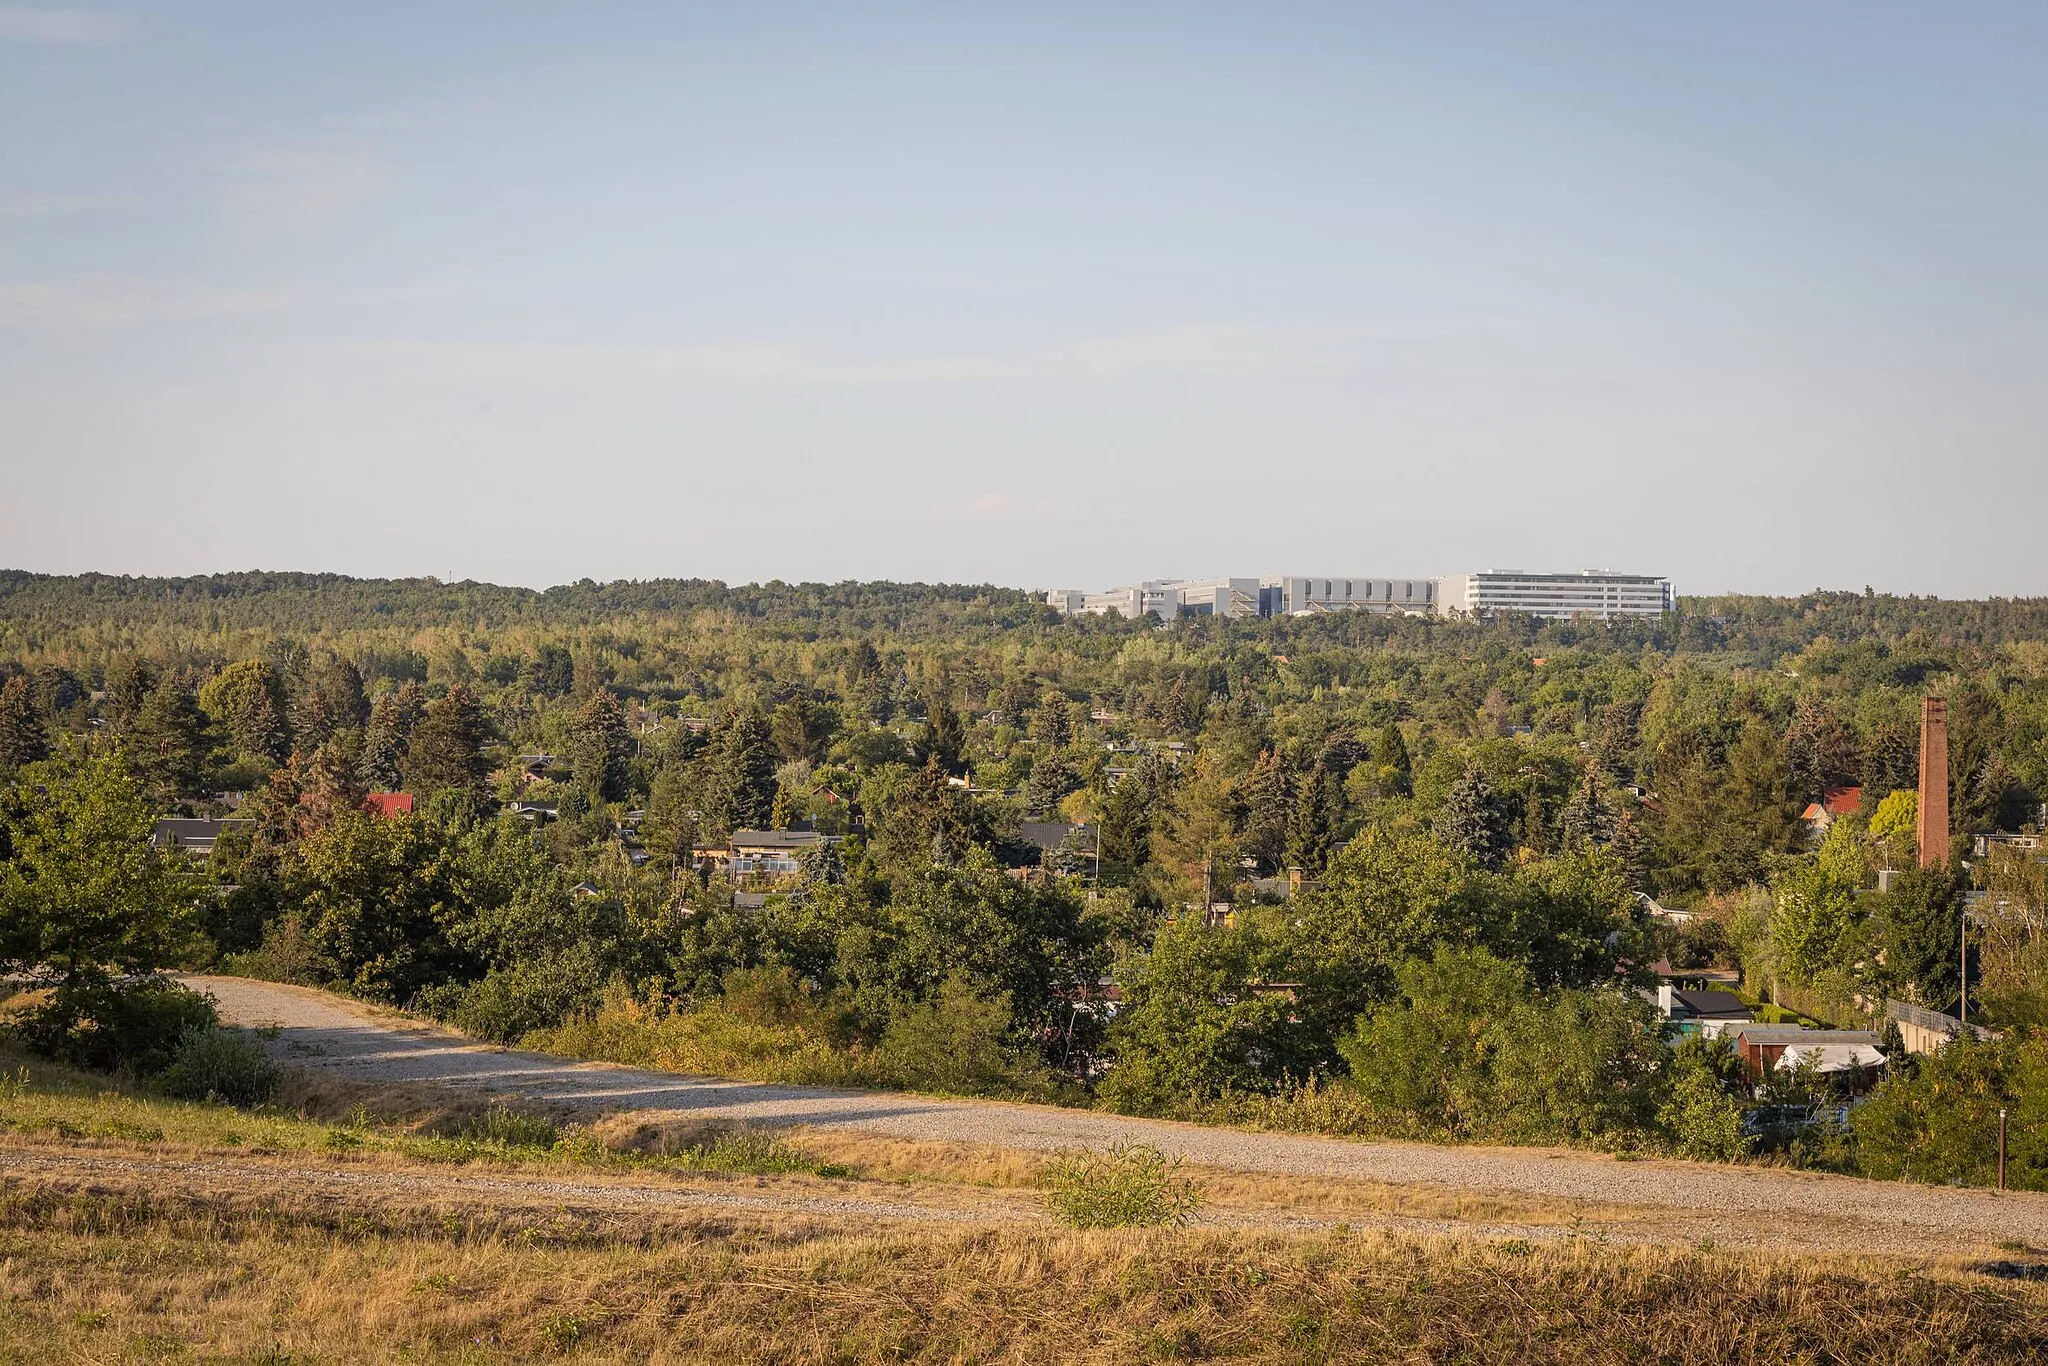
[[1045, 570, 1671, 622]]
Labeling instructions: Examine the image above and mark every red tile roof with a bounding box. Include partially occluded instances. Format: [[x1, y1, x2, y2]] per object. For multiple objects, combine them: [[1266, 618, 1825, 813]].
[[366, 791, 414, 818]]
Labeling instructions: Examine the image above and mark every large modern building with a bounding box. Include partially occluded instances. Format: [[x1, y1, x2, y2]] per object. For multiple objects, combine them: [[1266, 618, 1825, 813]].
[[1437, 571, 1671, 620], [1046, 578, 1263, 620], [1266, 576, 1436, 615]]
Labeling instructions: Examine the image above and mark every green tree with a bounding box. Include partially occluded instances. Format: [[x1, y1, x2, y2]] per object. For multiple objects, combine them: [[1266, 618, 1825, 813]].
[[128, 671, 212, 797], [771, 699, 838, 764], [1338, 946, 1526, 1136], [400, 683, 491, 799], [1770, 858, 1861, 987], [1238, 748, 1294, 872], [524, 644, 575, 698], [1099, 912, 1299, 1111], [359, 681, 425, 790], [292, 810, 475, 1001], [0, 673, 50, 773], [1877, 865, 1963, 1011], [920, 696, 966, 775], [1435, 766, 1509, 868], [709, 707, 777, 833], [289, 656, 368, 750], [1556, 767, 1611, 848], [569, 688, 632, 802], [0, 750, 201, 1051], [198, 659, 288, 764]]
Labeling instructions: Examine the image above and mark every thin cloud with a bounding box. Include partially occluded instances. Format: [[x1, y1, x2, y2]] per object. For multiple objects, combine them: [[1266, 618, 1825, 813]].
[[220, 139, 392, 235], [0, 7, 135, 43], [0, 275, 284, 332]]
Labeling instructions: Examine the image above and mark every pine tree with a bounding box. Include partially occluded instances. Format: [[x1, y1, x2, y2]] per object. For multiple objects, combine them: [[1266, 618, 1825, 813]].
[[1369, 722, 1412, 798], [198, 660, 288, 764], [1239, 748, 1294, 871], [1285, 763, 1346, 875], [1609, 810, 1652, 892], [103, 658, 159, 733], [128, 672, 211, 797], [525, 644, 574, 698], [1556, 767, 1612, 848], [921, 696, 966, 775], [1023, 752, 1078, 817], [1028, 692, 1072, 749], [400, 684, 491, 798], [1436, 766, 1509, 868], [0, 674, 49, 772], [712, 707, 777, 832], [290, 656, 368, 750], [359, 681, 425, 790], [299, 741, 369, 831], [569, 688, 632, 802]]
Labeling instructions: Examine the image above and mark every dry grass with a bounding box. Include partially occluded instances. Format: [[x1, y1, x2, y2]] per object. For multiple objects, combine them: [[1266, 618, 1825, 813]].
[[2, 1176, 2045, 1364]]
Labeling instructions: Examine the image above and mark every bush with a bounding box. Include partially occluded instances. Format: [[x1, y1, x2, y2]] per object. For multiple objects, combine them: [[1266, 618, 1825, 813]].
[[1041, 1143, 1204, 1228], [17, 977, 219, 1075], [156, 1026, 278, 1105], [874, 974, 1052, 1097], [1657, 1050, 1750, 1162]]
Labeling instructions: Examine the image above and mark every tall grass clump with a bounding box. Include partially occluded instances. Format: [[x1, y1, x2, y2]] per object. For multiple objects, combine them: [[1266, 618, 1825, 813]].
[[155, 1027, 278, 1106], [1041, 1143, 1204, 1229]]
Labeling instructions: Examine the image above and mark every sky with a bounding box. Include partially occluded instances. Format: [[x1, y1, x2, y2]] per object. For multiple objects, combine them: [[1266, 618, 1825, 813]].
[[3, 3, 2046, 598]]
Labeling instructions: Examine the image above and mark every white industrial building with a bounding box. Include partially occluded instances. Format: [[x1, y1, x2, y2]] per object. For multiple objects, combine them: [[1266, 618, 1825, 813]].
[[1437, 571, 1671, 620], [1267, 576, 1436, 615], [1049, 568, 1670, 622]]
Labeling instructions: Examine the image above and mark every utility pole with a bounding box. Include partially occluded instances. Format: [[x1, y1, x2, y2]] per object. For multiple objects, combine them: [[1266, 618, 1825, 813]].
[[1999, 1108, 2008, 1192], [1960, 904, 1969, 1024]]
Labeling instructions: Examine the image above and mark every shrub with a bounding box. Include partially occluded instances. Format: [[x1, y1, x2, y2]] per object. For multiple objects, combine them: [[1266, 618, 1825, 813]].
[[156, 1026, 279, 1105], [1041, 1143, 1204, 1228], [1657, 1054, 1750, 1162], [17, 977, 219, 1075], [874, 974, 1048, 1097]]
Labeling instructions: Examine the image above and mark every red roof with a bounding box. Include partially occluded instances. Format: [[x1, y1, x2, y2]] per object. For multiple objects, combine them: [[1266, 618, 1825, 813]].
[[1802, 787, 1861, 823], [366, 791, 414, 818]]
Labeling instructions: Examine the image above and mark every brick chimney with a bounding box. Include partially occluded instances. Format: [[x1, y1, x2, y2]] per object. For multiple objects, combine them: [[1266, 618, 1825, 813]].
[[1917, 697, 1949, 868]]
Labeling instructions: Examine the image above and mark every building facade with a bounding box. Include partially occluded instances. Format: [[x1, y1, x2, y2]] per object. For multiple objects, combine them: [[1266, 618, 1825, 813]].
[[1268, 576, 1436, 615], [1437, 570, 1671, 620]]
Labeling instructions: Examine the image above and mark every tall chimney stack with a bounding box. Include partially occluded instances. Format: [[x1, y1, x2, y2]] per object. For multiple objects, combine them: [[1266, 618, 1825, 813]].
[[1917, 696, 1949, 868]]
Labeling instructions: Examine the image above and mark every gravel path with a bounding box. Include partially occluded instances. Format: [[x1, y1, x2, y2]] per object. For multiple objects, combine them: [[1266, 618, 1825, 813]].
[[194, 975, 2048, 1255]]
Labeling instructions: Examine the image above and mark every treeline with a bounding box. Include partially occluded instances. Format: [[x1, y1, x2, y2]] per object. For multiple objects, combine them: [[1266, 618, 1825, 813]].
[[2, 571, 2047, 1187]]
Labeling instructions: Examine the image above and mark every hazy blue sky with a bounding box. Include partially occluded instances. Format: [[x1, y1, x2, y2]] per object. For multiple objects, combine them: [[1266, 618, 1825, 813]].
[[4, 3, 2044, 596]]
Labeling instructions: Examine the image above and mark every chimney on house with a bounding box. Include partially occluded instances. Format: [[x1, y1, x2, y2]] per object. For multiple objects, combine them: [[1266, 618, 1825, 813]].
[[1917, 696, 1949, 868]]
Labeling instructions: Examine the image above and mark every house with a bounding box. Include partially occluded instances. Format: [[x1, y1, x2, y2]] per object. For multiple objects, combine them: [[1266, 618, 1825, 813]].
[[1800, 786, 1863, 835], [1727, 1025, 1883, 1083], [1654, 984, 1756, 1037], [150, 817, 250, 857], [693, 828, 839, 880], [509, 800, 559, 822], [365, 791, 413, 818]]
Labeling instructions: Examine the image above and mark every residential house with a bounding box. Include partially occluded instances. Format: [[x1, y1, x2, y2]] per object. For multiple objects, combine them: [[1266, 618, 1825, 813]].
[[365, 791, 413, 818], [150, 818, 250, 857], [693, 828, 839, 882], [1653, 984, 1756, 1038], [1800, 786, 1863, 836]]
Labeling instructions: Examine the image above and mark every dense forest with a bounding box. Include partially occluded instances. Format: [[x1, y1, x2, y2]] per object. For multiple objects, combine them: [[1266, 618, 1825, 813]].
[[3, 571, 2046, 1185]]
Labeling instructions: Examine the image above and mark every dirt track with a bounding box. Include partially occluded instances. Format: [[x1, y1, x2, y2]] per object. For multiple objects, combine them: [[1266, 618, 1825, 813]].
[[192, 974, 2048, 1256]]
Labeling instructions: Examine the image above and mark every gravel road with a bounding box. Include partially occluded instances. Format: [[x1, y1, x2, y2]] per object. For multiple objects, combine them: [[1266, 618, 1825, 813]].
[[193, 974, 2047, 1255]]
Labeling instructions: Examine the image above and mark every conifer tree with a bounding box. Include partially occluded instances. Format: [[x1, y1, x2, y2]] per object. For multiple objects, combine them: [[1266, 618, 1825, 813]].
[[1028, 692, 1073, 749], [1557, 767, 1612, 848], [1369, 722, 1412, 798], [198, 660, 288, 764], [921, 696, 966, 775], [290, 656, 369, 750], [359, 682, 425, 790], [103, 658, 159, 733], [400, 684, 491, 798], [300, 741, 370, 831], [1285, 762, 1345, 875], [711, 707, 777, 832], [1023, 752, 1079, 817], [1436, 766, 1509, 868], [128, 672, 211, 797], [568, 688, 632, 802], [1239, 748, 1294, 871], [0, 674, 49, 773]]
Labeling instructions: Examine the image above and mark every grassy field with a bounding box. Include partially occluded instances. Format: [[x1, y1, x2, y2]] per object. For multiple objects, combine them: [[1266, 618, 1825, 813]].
[[5, 1049, 2048, 1363]]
